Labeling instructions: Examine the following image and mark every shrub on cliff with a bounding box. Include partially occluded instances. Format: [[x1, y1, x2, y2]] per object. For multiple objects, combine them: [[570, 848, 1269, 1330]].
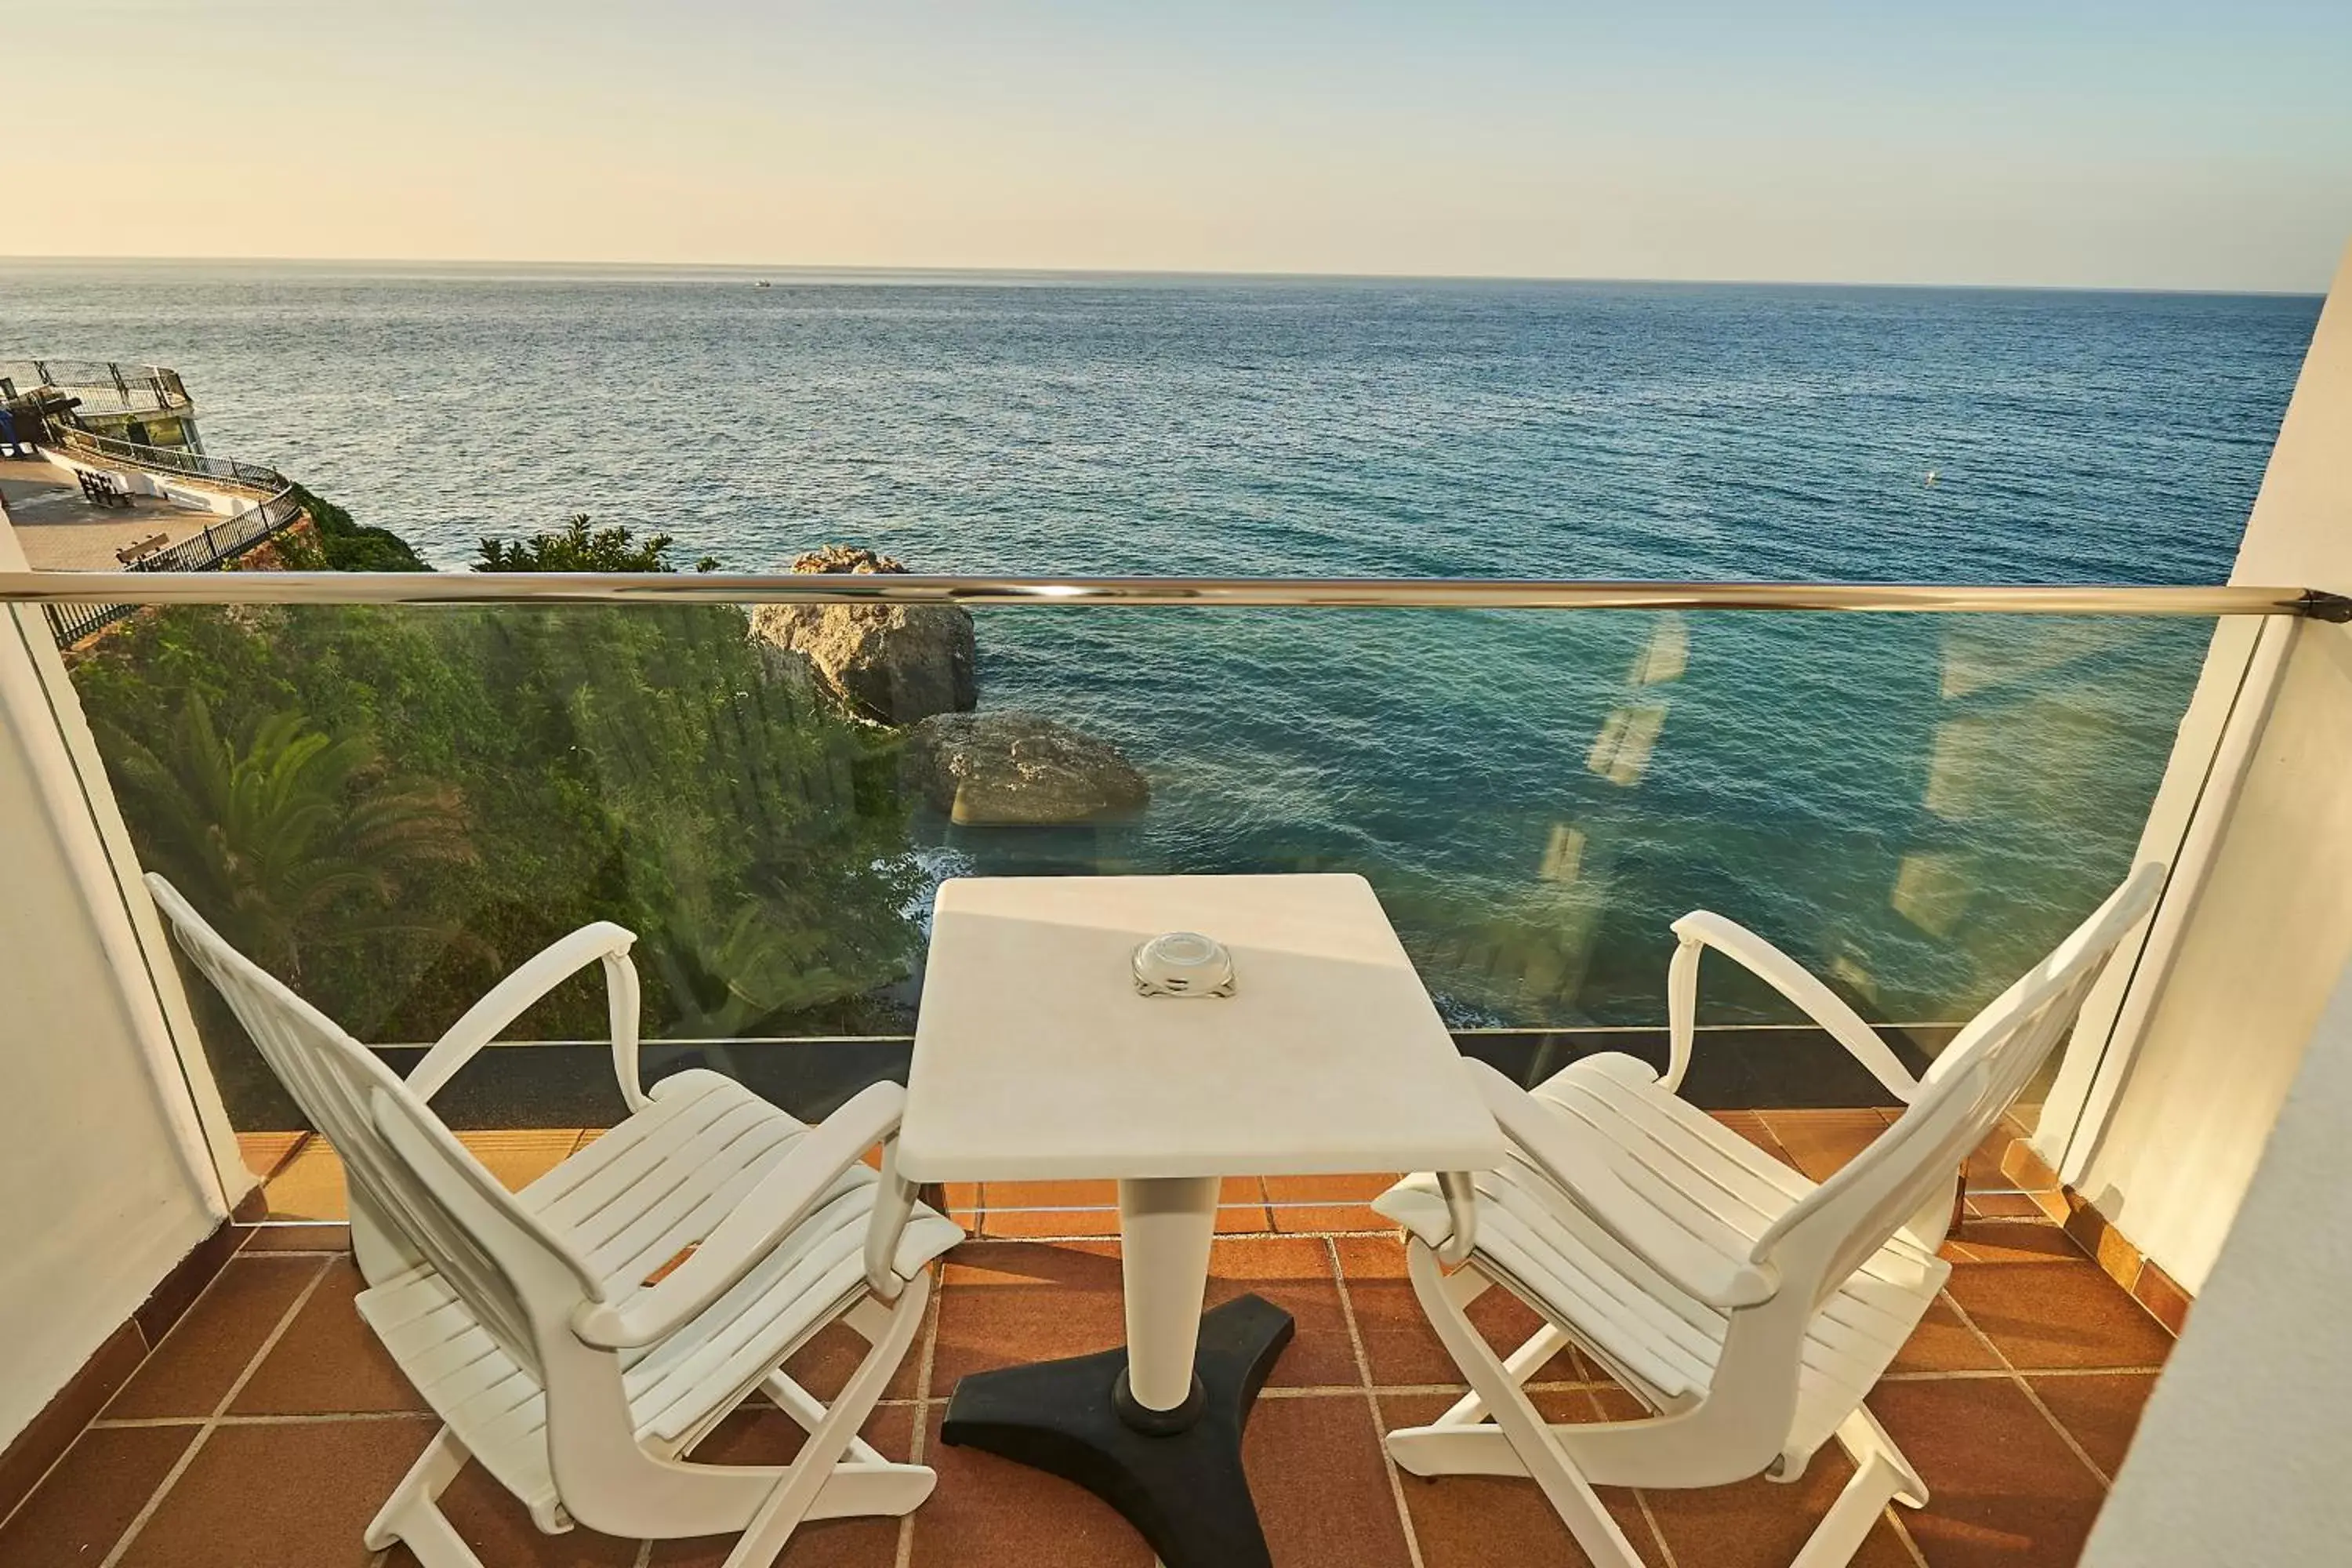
[[281, 482, 429, 572], [73, 525, 919, 1123], [475, 514, 720, 573]]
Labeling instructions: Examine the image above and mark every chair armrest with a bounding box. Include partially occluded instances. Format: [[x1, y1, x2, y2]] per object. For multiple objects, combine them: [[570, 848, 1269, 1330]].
[[570, 1081, 906, 1350], [406, 923, 645, 1111], [1466, 1061, 1780, 1309], [1666, 911, 1919, 1103]]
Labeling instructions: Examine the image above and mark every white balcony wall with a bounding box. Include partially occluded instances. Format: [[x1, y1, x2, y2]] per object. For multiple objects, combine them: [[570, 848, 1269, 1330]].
[[2049, 241, 2352, 1293], [2082, 942, 2352, 1564], [0, 524, 245, 1446]]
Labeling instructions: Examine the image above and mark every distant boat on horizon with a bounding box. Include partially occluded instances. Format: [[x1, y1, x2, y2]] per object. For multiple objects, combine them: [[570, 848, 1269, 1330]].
[[756, 280, 772, 289]]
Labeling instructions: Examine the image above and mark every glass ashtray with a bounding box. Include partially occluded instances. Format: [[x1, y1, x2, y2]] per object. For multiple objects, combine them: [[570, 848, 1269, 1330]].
[[1131, 931, 1237, 998]]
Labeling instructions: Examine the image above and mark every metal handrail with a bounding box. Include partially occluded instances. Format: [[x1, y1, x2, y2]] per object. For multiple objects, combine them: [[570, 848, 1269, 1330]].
[[0, 360, 193, 416], [47, 424, 284, 494], [0, 358, 182, 388], [0, 572, 2339, 617], [32, 485, 307, 645]]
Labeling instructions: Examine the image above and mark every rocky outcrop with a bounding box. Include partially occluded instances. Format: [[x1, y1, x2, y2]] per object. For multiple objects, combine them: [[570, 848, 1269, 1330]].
[[749, 546, 976, 724], [747, 635, 820, 701], [902, 711, 1149, 826]]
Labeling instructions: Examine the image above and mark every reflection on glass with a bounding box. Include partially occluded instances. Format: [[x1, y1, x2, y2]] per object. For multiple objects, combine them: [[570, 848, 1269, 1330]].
[[65, 602, 2208, 1145], [72, 603, 915, 1129], [1586, 705, 1668, 787], [1891, 852, 1973, 940], [1627, 613, 1690, 687], [1538, 824, 1588, 884]]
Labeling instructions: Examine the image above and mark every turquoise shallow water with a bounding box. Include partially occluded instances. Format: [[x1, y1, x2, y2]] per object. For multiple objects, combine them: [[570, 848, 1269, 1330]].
[[2, 264, 2321, 1025]]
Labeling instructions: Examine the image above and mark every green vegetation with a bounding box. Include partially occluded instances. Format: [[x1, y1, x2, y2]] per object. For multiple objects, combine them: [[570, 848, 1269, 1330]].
[[476, 514, 720, 574], [74, 518, 919, 1120], [278, 482, 430, 572], [103, 695, 474, 985]]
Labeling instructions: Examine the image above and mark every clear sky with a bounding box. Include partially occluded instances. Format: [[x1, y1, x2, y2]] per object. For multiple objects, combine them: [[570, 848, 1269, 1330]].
[[8, 1, 2350, 290]]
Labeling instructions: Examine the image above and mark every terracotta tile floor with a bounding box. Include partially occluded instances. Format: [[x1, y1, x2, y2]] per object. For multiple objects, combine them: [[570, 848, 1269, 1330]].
[[4, 1112, 2172, 1567]]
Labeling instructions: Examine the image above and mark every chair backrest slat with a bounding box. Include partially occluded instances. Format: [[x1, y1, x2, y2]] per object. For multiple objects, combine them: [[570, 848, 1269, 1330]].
[[145, 874, 592, 1373], [1748, 862, 2164, 1307]]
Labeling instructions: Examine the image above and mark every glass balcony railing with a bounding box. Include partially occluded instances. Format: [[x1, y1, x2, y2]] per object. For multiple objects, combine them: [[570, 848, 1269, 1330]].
[[6, 570, 2307, 1221]]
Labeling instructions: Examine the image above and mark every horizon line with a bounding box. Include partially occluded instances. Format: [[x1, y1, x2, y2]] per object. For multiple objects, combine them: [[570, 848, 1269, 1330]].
[[0, 253, 2325, 300]]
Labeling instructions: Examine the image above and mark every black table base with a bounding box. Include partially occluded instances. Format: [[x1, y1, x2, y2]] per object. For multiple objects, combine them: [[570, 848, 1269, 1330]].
[[939, 1293, 1297, 1568]]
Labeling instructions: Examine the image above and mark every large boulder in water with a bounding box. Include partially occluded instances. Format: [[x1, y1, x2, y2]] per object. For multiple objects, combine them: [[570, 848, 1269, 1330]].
[[902, 711, 1149, 826], [749, 546, 977, 724]]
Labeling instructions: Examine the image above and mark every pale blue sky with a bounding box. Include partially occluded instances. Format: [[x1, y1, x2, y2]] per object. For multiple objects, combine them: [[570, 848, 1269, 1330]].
[[9, 1, 2349, 289]]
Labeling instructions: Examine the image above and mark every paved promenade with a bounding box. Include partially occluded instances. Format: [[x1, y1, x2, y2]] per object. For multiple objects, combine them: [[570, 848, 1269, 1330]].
[[0, 456, 217, 570]]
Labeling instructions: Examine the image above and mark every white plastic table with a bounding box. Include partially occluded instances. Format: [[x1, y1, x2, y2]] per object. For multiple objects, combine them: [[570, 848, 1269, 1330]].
[[900, 872, 1504, 1567]]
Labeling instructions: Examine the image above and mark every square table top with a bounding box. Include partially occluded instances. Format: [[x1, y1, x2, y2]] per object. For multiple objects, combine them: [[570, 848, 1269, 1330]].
[[898, 873, 1506, 1184]]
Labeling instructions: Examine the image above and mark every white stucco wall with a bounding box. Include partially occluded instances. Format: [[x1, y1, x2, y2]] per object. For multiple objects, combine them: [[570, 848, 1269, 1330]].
[[2081, 945, 2352, 1565], [2056, 242, 2352, 1290], [0, 522, 242, 1445], [41, 448, 245, 515]]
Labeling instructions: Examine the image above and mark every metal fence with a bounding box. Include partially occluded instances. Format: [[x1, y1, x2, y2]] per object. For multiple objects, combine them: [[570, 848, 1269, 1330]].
[[13, 361, 307, 648], [38, 487, 306, 648], [0, 361, 191, 417], [48, 424, 283, 493]]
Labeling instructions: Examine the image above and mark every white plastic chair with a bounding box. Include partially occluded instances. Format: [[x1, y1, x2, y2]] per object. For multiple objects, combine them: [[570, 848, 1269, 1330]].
[[145, 873, 964, 1568], [1377, 862, 2164, 1568]]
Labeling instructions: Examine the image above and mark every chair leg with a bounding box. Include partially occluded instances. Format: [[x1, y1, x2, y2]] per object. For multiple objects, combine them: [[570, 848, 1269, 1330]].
[[1778, 1407, 1928, 1568], [719, 1269, 937, 1568], [760, 1369, 894, 1470], [1787, 1450, 1907, 1568], [1395, 1243, 1649, 1568], [364, 1427, 485, 1568], [1427, 1320, 1574, 1429], [1385, 1420, 1531, 1478], [1387, 1305, 1577, 1478], [1831, 1406, 1928, 1508]]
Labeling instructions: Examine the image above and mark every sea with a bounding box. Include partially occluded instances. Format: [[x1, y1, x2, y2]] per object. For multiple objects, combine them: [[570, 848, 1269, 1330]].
[[1, 262, 2321, 1028]]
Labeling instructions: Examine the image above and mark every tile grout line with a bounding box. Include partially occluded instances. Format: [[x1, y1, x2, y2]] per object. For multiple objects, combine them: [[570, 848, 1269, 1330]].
[[98, 1367, 2010, 1416], [1738, 1112, 1802, 1171], [1580, 1385, 1680, 1568], [1882, 1504, 1933, 1568], [1879, 1363, 2168, 1382], [1937, 1290, 2116, 1488], [1631, 1486, 1681, 1568], [93, 1410, 439, 1428], [0, 1325, 156, 1540], [16, 1207, 2156, 1566], [1323, 1234, 1427, 1568], [3, 1251, 284, 1548], [252, 1131, 314, 1184], [98, 1256, 335, 1568], [1256, 1378, 1592, 1399], [964, 1220, 1410, 1243], [894, 1265, 945, 1568], [0, 1242, 285, 1541]]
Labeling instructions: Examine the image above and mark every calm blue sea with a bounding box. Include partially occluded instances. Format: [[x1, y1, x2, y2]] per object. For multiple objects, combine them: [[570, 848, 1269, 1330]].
[[1, 263, 2321, 1025]]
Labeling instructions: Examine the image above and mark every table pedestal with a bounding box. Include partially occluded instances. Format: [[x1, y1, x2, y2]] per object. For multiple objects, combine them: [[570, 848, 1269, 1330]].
[[940, 1294, 1295, 1568], [941, 1174, 1294, 1566]]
